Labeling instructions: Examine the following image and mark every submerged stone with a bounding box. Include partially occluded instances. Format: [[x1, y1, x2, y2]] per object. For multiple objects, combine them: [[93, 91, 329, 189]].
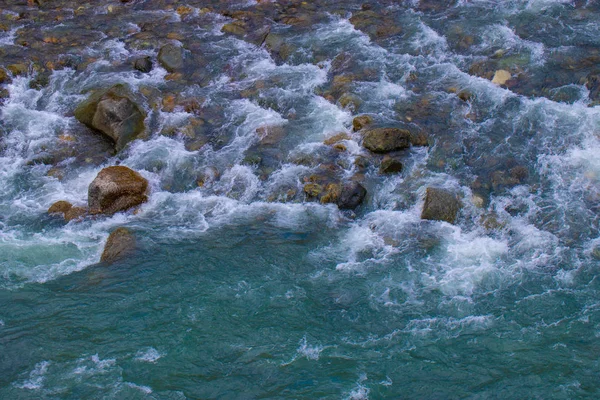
[[88, 166, 148, 215], [380, 155, 403, 174], [362, 128, 411, 153], [352, 115, 373, 131], [101, 227, 136, 264], [158, 44, 183, 72], [337, 181, 367, 210], [421, 187, 461, 224], [133, 56, 153, 73], [74, 85, 146, 152], [48, 200, 87, 222]]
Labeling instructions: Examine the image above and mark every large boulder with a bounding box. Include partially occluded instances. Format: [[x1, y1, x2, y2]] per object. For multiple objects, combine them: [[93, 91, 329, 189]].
[[421, 187, 461, 224], [158, 44, 183, 72], [362, 128, 411, 153], [101, 227, 136, 263], [74, 85, 146, 151], [88, 166, 148, 215]]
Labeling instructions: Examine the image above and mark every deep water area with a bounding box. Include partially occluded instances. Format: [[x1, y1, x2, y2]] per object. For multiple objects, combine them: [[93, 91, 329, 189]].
[[2, 0, 600, 398]]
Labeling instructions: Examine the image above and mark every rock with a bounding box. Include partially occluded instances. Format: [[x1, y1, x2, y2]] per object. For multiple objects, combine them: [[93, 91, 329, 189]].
[[362, 128, 411, 153], [586, 71, 600, 101], [303, 183, 323, 198], [88, 166, 148, 215], [320, 183, 342, 204], [158, 44, 183, 72], [491, 69, 511, 85], [352, 115, 373, 131], [338, 93, 361, 112], [7, 63, 28, 76], [256, 125, 285, 145], [48, 200, 72, 214], [337, 181, 367, 210], [74, 85, 146, 151], [410, 131, 429, 147], [133, 56, 153, 73], [304, 180, 366, 210], [323, 132, 350, 145], [0, 68, 11, 84], [101, 227, 136, 264], [380, 155, 403, 174], [48, 200, 87, 222], [421, 187, 461, 224]]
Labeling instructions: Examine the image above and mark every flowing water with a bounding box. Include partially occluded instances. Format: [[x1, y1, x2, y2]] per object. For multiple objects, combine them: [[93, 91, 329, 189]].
[[1, 0, 600, 398]]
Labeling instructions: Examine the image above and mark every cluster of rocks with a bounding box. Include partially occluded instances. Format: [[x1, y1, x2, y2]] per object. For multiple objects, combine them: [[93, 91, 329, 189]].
[[48, 166, 147, 263], [48, 165, 148, 221]]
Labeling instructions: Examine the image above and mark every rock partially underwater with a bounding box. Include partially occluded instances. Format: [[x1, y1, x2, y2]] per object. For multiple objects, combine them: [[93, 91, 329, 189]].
[[74, 85, 146, 152]]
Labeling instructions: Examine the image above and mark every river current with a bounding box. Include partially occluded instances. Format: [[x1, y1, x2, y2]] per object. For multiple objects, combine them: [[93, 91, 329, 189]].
[[1, 0, 600, 398]]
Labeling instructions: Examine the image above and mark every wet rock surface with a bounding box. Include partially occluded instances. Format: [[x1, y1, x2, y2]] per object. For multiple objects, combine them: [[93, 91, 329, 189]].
[[74, 85, 146, 152], [101, 227, 136, 264], [421, 187, 462, 224], [88, 166, 148, 215], [362, 128, 412, 153]]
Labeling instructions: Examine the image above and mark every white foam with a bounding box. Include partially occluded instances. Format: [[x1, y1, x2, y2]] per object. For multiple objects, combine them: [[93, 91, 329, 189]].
[[0, 24, 22, 46], [13, 361, 50, 390], [135, 347, 163, 363], [297, 336, 324, 360]]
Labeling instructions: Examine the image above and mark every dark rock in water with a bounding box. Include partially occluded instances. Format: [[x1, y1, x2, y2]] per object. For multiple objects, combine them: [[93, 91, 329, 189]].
[[338, 181, 367, 210], [417, 0, 458, 12], [101, 227, 136, 264], [74, 85, 146, 152], [586, 71, 600, 102], [410, 131, 429, 147], [158, 44, 183, 72], [48, 200, 87, 222], [352, 115, 373, 131], [133, 56, 153, 73], [303, 179, 366, 210], [0, 68, 10, 84], [88, 166, 148, 215], [380, 155, 403, 174], [362, 128, 411, 153], [421, 187, 461, 224]]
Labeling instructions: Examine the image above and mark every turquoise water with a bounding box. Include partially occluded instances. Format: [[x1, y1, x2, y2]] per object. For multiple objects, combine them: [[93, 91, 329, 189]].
[[2, 0, 600, 398]]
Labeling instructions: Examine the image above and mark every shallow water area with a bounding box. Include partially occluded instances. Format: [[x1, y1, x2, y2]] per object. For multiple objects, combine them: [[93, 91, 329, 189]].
[[1, 0, 600, 398]]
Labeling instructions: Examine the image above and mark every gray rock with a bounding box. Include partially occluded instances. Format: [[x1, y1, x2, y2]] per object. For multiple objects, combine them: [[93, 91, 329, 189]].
[[421, 187, 461, 224], [133, 56, 153, 73], [380, 155, 403, 174], [74, 85, 146, 152], [158, 44, 183, 72], [338, 181, 367, 210]]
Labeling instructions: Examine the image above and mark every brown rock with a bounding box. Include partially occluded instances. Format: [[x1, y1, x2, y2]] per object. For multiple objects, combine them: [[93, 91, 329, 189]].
[[362, 128, 411, 153], [101, 227, 136, 264], [48, 200, 72, 214], [88, 166, 148, 215], [380, 155, 403, 174], [421, 187, 461, 224], [48, 201, 87, 222], [352, 115, 373, 131]]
